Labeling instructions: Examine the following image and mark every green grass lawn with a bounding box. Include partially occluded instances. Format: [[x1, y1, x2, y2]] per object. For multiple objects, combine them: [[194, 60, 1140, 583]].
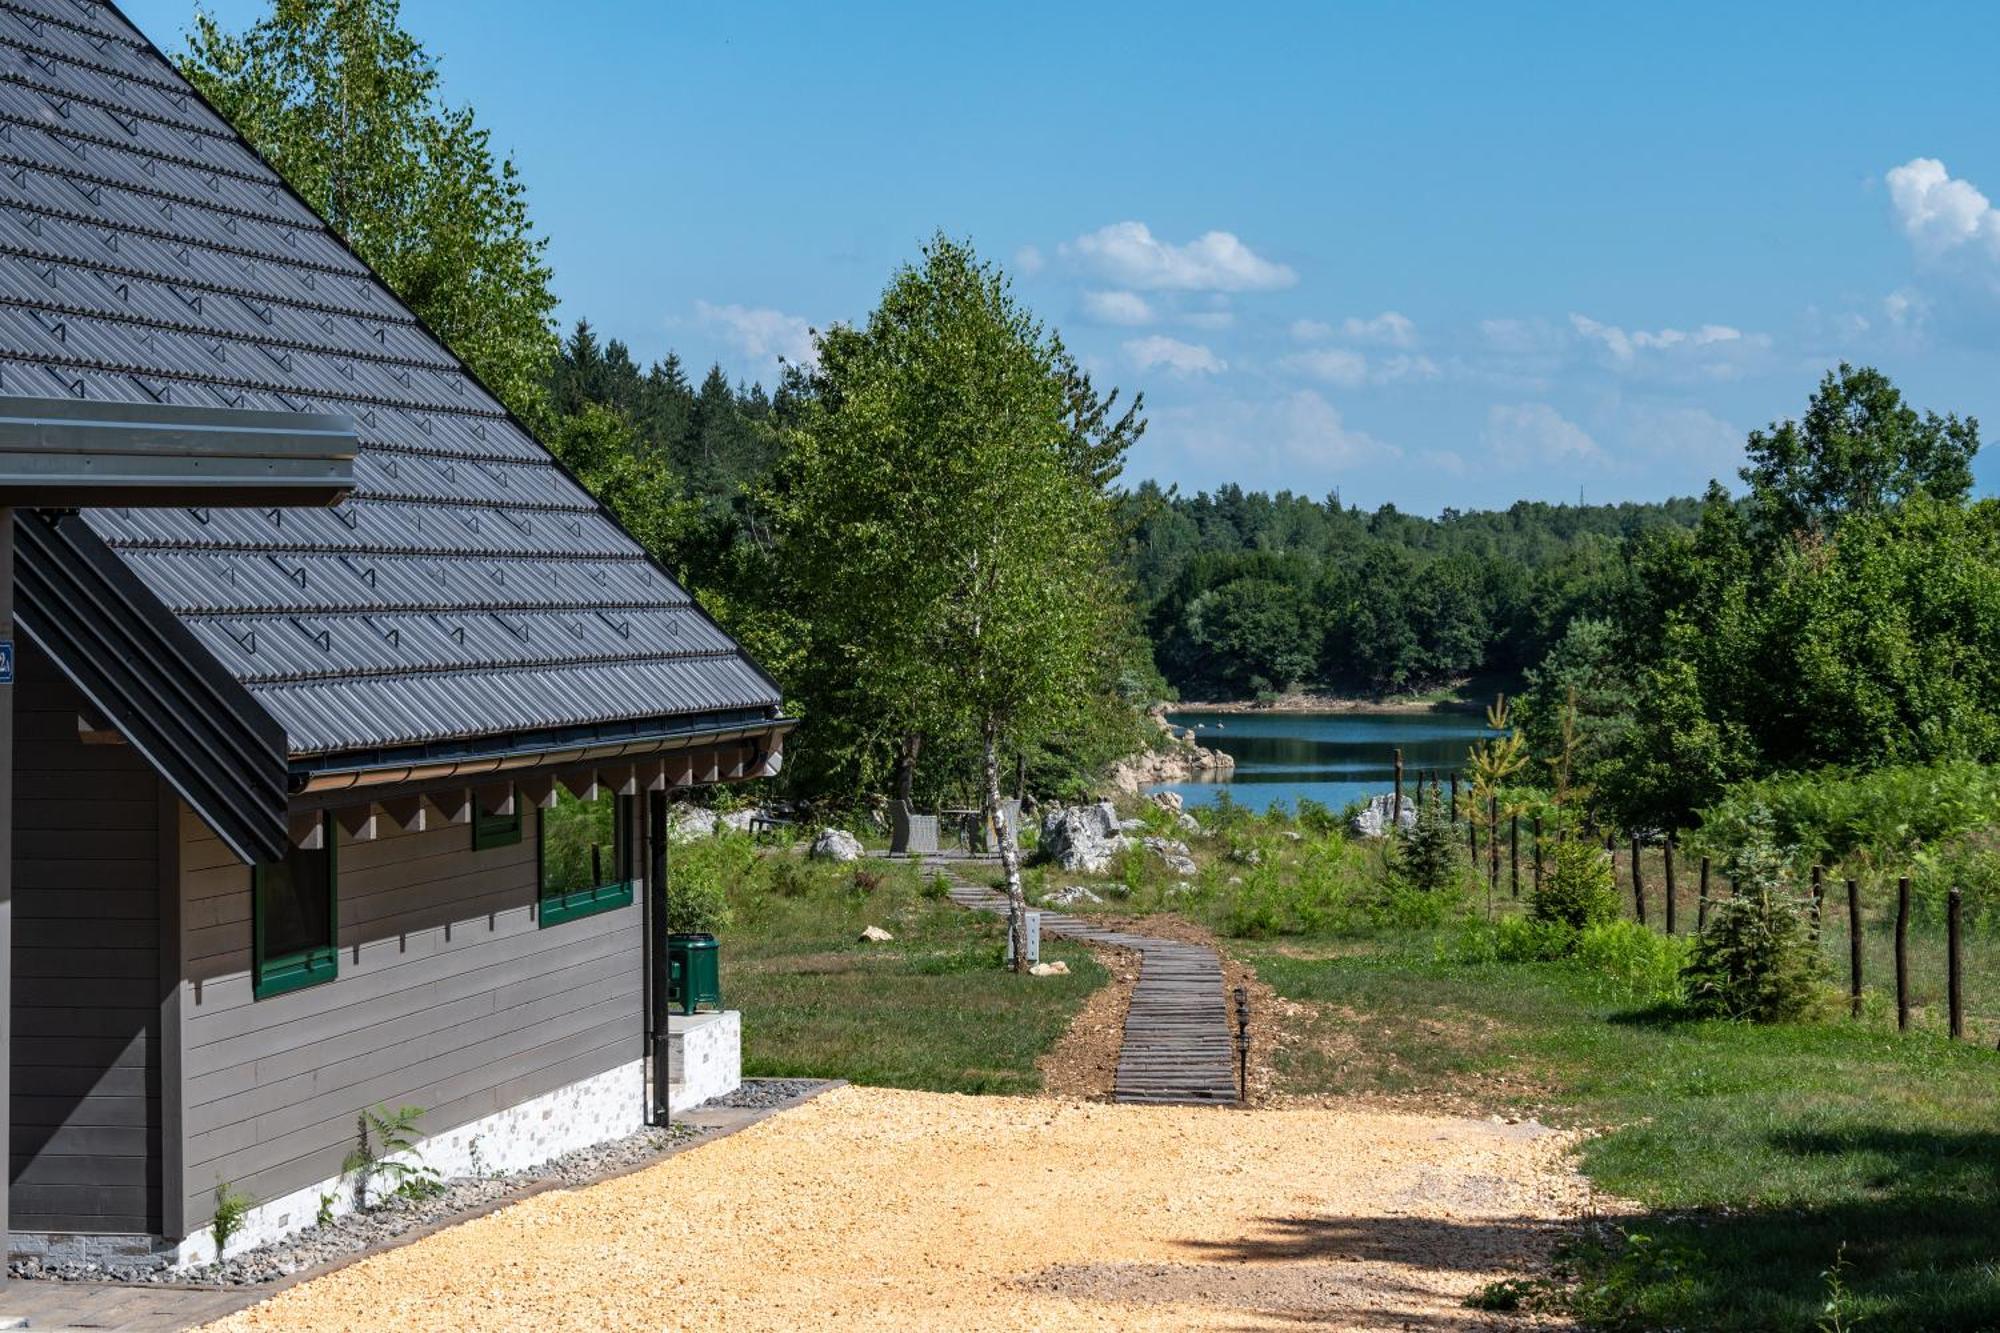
[[718, 857, 1106, 1094], [1241, 936, 2000, 1331]]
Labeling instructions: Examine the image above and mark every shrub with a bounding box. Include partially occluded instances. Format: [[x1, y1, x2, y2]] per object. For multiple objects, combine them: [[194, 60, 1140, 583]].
[[1373, 876, 1468, 930], [667, 837, 743, 934], [1681, 809, 1826, 1022], [1392, 783, 1466, 895], [1909, 830, 2000, 931], [1531, 838, 1622, 931], [1574, 921, 1688, 1002]]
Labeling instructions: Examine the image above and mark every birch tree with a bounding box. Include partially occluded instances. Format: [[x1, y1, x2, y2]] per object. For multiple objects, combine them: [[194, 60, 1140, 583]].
[[772, 236, 1122, 966]]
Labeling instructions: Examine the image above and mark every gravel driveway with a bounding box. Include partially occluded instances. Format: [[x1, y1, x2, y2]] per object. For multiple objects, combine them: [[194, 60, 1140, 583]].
[[203, 1086, 1585, 1331]]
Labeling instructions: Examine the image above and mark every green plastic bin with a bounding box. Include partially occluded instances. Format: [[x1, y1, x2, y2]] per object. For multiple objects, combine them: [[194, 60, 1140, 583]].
[[668, 932, 722, 1015]]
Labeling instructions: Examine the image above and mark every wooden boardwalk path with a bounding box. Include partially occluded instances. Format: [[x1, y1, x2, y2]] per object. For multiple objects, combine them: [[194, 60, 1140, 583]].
[[927, 857, 1238, 1106]]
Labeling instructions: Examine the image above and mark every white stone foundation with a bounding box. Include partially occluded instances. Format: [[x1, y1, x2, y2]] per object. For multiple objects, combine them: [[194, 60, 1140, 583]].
[[667, 1010, 741, 1113], [172, 1057, 647, 1269]]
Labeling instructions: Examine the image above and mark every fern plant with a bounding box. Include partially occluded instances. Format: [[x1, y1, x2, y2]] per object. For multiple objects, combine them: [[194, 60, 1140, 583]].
[[343, 1103, 437, 1210], [212, 1179, 251, 1256]]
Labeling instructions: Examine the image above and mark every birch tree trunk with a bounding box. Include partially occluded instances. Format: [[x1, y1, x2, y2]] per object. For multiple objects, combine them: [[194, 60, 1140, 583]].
[[983, 722, 1028, 972]]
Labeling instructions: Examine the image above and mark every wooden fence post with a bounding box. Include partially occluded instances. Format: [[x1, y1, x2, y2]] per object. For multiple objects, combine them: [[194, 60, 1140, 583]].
[[1895, 875, 1910, 1033], [1510, 814, 1520, 899], [1488, 796, 1500, 894], [1847, 877, 1863, 1020], [1630, 835, 1646, 927], [1393, 748, 1404, 821], [1697, 855, 1711, 932], [1948, 886, 1964, 1041], [1663, 837, 1677, 935], [1449, 772, 1460, 825], [1810, 865, 1824, 945], [1531, 815, 1544, 895]]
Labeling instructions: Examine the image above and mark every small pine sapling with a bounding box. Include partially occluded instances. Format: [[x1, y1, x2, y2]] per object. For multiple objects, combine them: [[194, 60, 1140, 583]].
[[1394, 782, 1465, 894]]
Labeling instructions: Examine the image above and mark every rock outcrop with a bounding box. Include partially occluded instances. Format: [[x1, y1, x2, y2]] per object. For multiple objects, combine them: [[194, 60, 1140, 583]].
[[1349, 793, 1417, 838], [1106, 706, 1237, 795], [810, 828, 864, 862], [1039, 801, 1130, 873]]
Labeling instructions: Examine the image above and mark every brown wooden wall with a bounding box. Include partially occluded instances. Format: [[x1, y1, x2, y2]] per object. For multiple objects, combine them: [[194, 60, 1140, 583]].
[[10, 643, 163, 1234], [175, 802, 643, 1234]]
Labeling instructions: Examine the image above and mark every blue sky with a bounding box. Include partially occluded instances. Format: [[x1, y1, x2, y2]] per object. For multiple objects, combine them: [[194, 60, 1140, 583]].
[[127, 1, 2000, 512]]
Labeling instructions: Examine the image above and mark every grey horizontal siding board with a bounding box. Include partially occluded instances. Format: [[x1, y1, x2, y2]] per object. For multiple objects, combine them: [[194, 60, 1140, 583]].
[[9, 643, 162, 1233], [185, 986, 638, 1171], [186, 904, 632, 1080], [194, 1027, 638, 1226], [178, 799, 642, 1230], [0, 0, 786, 770]]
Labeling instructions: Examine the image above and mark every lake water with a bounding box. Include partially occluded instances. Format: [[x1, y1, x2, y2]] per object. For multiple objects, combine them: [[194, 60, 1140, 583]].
[[1149, 709, 1496, 813]]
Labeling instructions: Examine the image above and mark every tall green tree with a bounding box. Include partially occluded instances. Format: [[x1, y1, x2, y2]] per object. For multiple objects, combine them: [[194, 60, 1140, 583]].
[[182, 0, 559, 422], [1742, 363, 1978, 541], [771, 236, 1132, 965]]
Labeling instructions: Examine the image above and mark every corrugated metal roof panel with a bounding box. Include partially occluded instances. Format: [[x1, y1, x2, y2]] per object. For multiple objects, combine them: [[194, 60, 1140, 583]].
[[1, 0, 784, 764]]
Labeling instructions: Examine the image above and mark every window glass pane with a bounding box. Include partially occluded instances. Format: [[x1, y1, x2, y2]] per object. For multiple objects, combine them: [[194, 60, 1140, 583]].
[[541, 790, 625, 895], [261, 843, 332, 958]]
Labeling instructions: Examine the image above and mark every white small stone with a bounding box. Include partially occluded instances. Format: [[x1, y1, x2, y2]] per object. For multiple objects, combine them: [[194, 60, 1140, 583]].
[[1028, 960, 1070, 976], [858, 925, 894, 943]]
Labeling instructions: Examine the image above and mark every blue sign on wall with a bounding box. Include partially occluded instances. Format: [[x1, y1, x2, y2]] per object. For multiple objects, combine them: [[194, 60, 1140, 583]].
[[0, 638, 13, 684]]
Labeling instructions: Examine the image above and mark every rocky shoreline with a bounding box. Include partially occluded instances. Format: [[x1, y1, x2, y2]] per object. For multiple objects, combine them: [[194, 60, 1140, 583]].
[[1106, 707, 1236, 794]]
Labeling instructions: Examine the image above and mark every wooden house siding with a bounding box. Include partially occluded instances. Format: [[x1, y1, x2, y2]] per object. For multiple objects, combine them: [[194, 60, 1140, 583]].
[[10, 644, 162, 1234], [175, 804, 643, 1232]]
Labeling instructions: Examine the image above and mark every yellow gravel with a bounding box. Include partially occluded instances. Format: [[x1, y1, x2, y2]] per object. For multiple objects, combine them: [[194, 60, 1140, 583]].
[[204, 1086, 1585, 1331]]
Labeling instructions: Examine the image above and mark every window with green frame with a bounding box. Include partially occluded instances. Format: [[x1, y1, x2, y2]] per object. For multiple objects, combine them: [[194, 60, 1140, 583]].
[[472, 795, 522, 851], [538, 789, 634, 926], [253, 813, 338, 999]]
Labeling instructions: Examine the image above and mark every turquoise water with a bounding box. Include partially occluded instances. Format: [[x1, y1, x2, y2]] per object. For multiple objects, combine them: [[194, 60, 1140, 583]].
[[1150, 709, 1495, 813]]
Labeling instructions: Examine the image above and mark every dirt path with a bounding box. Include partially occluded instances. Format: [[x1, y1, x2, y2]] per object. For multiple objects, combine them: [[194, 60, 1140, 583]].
[[204, 1086, 1585, 1332]]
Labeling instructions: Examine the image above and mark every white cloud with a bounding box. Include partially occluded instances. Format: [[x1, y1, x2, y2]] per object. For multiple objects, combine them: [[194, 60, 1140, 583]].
[[1283, 348, 1439, 388], [1886, 157, 2000, 263], [1014, 244, 1047, 276], [1062, 221, 1296, 292], [694, 300, 817, 368], [1080, 290, 1155, 326], [1182, 309, 1236, 330], [1277, 390, 1387, 467], [1483, 403, 1601, 468], [1570, 313, 1743, 362], [1151, 389, 1392, 476], [1283, 347, 1369, 387], [1125, 335, 1226, 377], [1884, 287, 1930, 330], [1622, 405, 1741, 473], [1291, 311, 1418, 347], [1337, 311, 1418, 347]]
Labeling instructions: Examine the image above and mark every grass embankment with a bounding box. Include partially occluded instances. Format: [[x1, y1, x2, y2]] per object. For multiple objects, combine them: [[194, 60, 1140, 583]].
[[1245, 937, 2000, 1331], [1028, 798, 2000, 1329], [716, 852, 1106, 1094]]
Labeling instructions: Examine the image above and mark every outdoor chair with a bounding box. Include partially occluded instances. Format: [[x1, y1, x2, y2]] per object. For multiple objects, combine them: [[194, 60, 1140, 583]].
[[890, 800, 939, 855]]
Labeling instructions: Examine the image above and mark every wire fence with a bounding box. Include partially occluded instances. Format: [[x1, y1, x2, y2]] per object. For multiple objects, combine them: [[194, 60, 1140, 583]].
[[1391, 751, 1999, 1047]]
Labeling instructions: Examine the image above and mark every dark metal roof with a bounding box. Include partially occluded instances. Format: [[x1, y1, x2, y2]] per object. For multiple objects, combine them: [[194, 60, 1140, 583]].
[[0, 392, 354, 505], [15, 509, 289, 863], [0, 0, 784, 763]]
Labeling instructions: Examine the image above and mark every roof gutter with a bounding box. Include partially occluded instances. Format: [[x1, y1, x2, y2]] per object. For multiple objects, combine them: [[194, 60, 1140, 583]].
[[291, 714, 797, 795]]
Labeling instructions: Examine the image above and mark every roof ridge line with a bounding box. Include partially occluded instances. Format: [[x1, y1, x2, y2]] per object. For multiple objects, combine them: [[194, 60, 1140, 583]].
[[0, 18, 229, 114], [0, 244, 416, 326], [175, 599, 691, 617], [98, 537, 655, 562], [0, 345, 509, 419], [1, 146, 329, 229], [1, 1, 149, 56], [239, 646, 750, 688], [0, 294, 458, 376], [3, 189, 368, 276], [0, 103, 281, 188]]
